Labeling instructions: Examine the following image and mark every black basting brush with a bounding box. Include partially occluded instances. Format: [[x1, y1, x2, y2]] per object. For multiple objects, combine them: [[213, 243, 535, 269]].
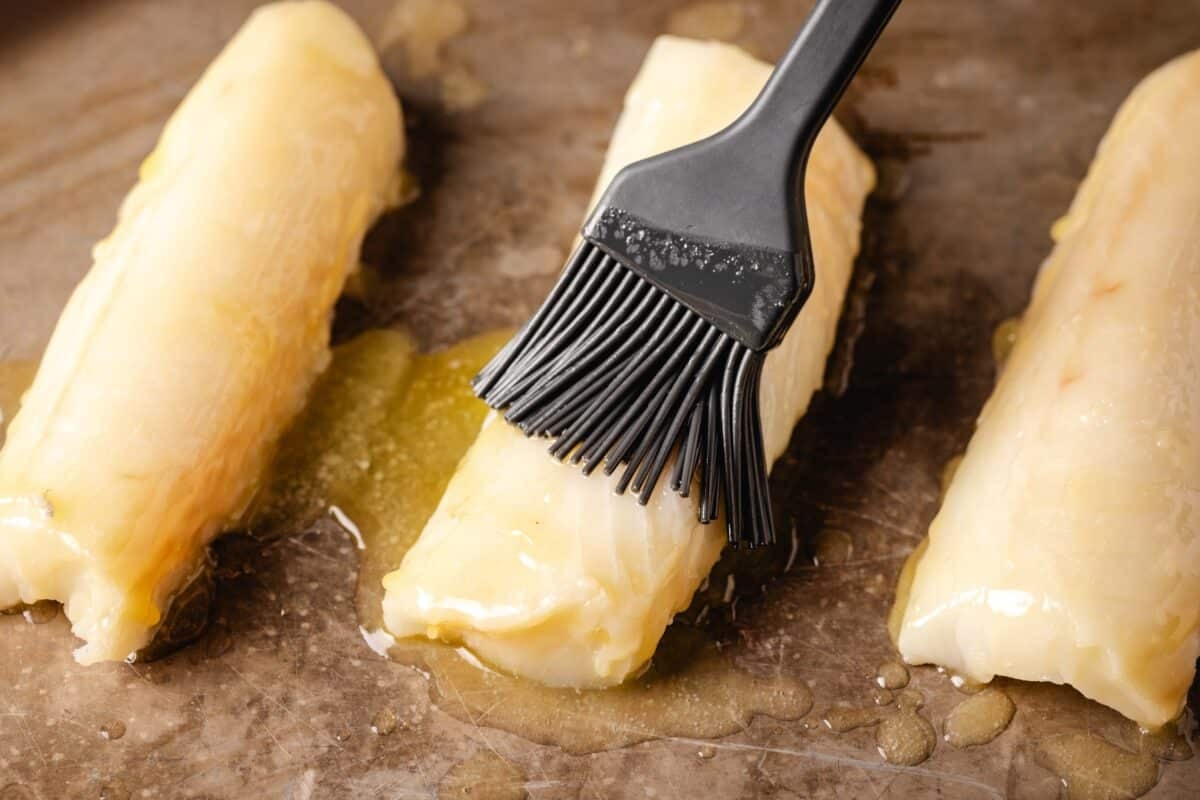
[[474, 0, 900, 547]]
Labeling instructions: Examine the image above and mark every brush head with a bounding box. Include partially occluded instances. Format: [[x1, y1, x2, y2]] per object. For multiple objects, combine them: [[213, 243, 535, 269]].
[[473, 238, 778, 547], [473, 0, 900, 547], [582, 114, 818, 353], [471, 102, 825, 548], [584, 207, 813, 353]]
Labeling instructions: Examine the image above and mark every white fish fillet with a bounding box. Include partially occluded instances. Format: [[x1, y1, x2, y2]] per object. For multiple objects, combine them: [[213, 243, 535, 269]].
[[0, 1, 402, 663], [894, 51, 1200, 726], [382, 36, 874, 688]]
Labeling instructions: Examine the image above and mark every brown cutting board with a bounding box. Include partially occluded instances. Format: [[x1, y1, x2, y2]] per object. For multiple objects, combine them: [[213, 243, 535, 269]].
[[0, 1, 1197, 797]]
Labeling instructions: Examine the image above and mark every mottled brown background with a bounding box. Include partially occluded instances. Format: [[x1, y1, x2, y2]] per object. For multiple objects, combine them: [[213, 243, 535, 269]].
[[0, 1, 1197, 797]]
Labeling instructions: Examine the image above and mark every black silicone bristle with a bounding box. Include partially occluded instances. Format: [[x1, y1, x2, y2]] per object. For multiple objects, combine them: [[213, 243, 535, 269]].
[[473, 241, 776, 547], [472, 0, 903, 547]]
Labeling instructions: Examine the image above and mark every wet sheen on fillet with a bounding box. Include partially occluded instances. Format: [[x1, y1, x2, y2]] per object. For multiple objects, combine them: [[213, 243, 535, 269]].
[[894, 50, 1200, 727], [0, 1, 403, 663], [382, 36, 874, 687]]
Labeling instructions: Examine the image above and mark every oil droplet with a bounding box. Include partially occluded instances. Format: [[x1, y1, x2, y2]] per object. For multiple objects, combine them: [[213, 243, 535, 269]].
[[1124, 713, 1194, 762], [948, 670, 986, 694], [0, 360, 38, 444], [1035, 734, 1159, 800], [666, 2, 747, 41], [886, 538, 926, 646], [370, 708, 399, 736], [1138, 727, 1193, 762], [943, 687, 1015, 748], [408, 626, 813, 754], [939, 455, 963, 499], [696, 745, 717, 760], [895, 688, 924, 710], [438, 751, 526, 800], [822, 706, 882, 733], [254, 329, 815, 754], [992, 317, 1021, 367], [379, 0, 468, 77], [100, 721, 127, 741], [440, 66, 488, 112], [812, 528, 853, 566], [875, 661, 909, 690], [875, 699, 936, 766], [870, 687, 895, 706], [245, 328, 421, 538]]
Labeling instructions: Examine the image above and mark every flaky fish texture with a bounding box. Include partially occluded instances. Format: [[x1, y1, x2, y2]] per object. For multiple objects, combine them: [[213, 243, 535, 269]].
[[0, 0, 402, 663], [382, 36, 874, 688], [895, 50, 1200, 727]]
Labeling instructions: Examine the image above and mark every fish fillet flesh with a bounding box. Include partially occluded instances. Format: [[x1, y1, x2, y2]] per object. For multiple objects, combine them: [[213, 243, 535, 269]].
[[894, 50, 1200, 726], [0, 0, 403, 663], [382, 36, 874, 688]]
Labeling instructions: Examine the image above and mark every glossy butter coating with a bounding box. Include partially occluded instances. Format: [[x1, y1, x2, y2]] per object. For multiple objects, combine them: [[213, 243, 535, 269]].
[[382, 36, 874, 687], [0, 1, 403, 663], [896, 50, 1200, 726]]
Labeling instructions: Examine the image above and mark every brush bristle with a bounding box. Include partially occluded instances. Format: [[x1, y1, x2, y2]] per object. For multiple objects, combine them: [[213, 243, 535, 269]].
[[474, 242, 776, 547]]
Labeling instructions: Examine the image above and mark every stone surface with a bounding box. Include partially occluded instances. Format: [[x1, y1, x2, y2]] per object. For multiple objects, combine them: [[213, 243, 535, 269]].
[[1, 0, 1198, 797]]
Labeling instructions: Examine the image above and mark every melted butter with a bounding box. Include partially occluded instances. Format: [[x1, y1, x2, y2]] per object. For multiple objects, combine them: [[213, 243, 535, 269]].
[[943, 687, 1015, 748], [939, 454, 963, 499], [0, 360, 38, 444], [1035, 734, 1159, 800], [244, 328, 422, 537], [1136, 724, 1194, 762], [821, 671, 938, 767], [1121, 711, 1194, 762], [376, 0, 489, 113], [992, 316, 1021, 367], [379, 0, 469, 78], [822, 705, 882, 733], [875, 660, 909, 690], [439, 751, 526, 800], [253, 328, 813, 754], [440, 66, 488, 112], [947, 670, 987, 694], [886, 452, 958, 645], [99, 721, 127, 741], [875, 689, 936, 766], [666, 2, 747, 41], [0, 362, 67, 624], [399, 625, 813, 754], [370, 708, 400, 736], [886, 537, 926, 646]]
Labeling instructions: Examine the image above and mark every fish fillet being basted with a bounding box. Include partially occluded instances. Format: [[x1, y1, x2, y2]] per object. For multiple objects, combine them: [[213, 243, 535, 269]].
[[382, 36, 875, 688], [894, 50, 1200, 726], [0, 0, 402, 663]]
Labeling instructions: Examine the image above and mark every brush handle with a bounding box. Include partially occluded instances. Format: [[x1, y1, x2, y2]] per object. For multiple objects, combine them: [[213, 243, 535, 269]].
[[582, 0, 900, 351], [737, 0, 899, 176]]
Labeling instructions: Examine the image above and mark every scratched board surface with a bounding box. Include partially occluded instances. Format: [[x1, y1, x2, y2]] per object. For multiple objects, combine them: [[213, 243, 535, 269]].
[[0, 1, 1198, 797]]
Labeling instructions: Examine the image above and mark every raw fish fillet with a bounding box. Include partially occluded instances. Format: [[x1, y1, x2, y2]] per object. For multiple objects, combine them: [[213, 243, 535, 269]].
[[894, 50, 1200, 726], [382, 36, 874, 687], [0, 0, 403, 663]]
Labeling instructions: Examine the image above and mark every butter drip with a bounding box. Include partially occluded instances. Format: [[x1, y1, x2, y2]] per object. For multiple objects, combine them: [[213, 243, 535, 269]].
[[249, 329, 814, 754]]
